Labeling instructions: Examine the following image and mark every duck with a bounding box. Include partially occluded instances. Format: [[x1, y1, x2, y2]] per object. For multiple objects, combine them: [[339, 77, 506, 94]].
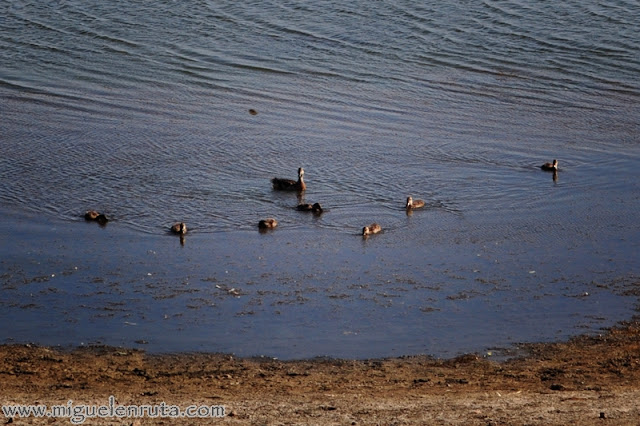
[[85, 210, 109, 224], [85, 210, 100, 220], [540, 159, 558, 171], [170, 222, 187, 235], [272, 167, 306, 191], [296, 202, 323, 213], [258, 218, 278, 229], [362, 223, 382, 236], [406, 196, 425, 210]]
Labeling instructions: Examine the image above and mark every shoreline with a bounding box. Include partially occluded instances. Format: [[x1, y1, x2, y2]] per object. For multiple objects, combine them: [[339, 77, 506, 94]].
[[2, 320, 640, 424]]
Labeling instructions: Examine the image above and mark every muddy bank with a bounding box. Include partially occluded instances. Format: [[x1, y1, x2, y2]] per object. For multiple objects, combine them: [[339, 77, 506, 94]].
[[2, 321, 640, 424]]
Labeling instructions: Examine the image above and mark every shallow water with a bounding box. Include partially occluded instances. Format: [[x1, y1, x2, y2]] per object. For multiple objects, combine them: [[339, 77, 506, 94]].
[[1, 207, 637, 359], [1, 0, 639, 358]]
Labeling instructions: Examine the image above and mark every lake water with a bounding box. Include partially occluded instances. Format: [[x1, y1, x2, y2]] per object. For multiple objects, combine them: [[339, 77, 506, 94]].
[[1, 0, 639, 359]]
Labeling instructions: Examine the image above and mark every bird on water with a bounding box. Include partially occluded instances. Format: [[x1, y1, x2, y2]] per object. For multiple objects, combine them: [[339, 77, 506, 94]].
[[272, 167, 306, 191]]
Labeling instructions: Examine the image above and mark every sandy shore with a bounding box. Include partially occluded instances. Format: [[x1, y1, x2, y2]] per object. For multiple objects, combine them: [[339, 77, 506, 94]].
[[2, 321, 640, 425]]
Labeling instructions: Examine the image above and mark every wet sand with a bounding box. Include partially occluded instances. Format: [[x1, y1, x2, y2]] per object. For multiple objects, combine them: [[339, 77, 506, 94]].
[[2, 321, 640, 425]]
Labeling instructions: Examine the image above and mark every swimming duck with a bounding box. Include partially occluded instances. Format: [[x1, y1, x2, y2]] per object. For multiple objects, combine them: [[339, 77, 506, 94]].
[[406, 196, 425, 210], [85, 210, 100, 220], [272, 167, 306, 191], [258, 218, 278, 229], [362, 223, 382, 236], [540, 159, 558, 171], [170, 222, 187, 235], [85, 210, 109, 224], [296, 202, 323, 213]]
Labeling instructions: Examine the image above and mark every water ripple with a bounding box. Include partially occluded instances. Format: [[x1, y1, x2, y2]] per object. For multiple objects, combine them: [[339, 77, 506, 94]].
[[1, 0, 638, 239]]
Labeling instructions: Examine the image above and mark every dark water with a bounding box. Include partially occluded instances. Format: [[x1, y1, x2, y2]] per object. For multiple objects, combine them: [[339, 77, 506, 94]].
[[1, 0, 639, 359]]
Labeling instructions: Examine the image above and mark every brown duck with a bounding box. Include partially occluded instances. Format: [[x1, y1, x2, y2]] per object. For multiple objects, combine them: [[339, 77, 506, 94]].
[[85, 210, 109, 224], [540, 159, 558, 171], [170, 222, 187, 235], [362, 223, 382, 236], [296, 202, 323, 213], [258, 218, 278, 229], [272, 167, 306, 191], [406, 196, 425, 210]]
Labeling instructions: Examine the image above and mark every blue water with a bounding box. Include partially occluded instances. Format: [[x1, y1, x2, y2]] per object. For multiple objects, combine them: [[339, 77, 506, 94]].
[[1, 0, 639, 359]]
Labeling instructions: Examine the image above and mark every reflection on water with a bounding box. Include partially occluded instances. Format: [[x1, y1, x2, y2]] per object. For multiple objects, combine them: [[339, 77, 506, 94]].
[[0, 0, 639, 358]]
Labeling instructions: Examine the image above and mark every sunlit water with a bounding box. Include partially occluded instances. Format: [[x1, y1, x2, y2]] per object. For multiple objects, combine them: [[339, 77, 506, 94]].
[[1, 0, 639, 359]]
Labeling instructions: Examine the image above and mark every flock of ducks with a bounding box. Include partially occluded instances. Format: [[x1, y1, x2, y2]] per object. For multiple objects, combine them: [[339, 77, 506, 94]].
[[266, 167, 427, 237], [85, 160, 559, 240]]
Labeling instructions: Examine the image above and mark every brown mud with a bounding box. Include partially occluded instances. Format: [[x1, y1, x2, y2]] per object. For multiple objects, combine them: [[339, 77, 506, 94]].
[[2, 322, 640, 425]]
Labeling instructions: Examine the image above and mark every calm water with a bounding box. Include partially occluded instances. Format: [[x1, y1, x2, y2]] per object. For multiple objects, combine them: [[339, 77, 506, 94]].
[[1, 0, 639, 359]]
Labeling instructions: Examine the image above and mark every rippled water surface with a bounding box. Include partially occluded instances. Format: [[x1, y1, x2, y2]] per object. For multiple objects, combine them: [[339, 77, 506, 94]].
[[1, 0, 639, 358]]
